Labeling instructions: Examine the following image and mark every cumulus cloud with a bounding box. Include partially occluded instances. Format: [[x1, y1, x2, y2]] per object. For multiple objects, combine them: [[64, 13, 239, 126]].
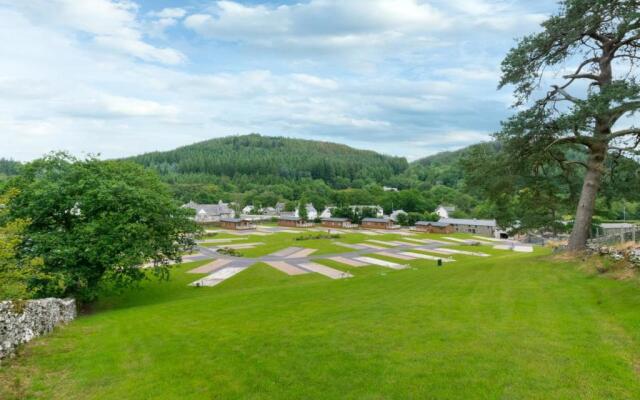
[[4, 0, 185, 64], [0, 0, 553, 161]]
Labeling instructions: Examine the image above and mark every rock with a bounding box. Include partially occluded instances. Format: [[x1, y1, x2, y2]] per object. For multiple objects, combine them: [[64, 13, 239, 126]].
[[0, 298, 76, 361]]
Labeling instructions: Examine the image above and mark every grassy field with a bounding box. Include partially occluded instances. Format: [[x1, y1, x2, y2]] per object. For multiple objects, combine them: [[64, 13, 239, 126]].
[[2, 234, 640, 399]]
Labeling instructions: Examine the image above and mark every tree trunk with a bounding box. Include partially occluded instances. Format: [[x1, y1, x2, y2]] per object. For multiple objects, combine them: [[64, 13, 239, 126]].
[[567, 143, 607, 252]]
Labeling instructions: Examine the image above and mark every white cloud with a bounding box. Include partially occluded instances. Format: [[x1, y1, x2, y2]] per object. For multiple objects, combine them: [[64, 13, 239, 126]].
[[5, 0, 185, 65]]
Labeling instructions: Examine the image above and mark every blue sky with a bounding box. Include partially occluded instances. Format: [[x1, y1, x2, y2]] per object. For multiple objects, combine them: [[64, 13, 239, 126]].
[[0, 0, 559, 161]]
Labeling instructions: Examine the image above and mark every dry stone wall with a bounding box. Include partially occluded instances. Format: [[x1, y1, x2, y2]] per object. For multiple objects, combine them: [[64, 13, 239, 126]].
[[0, 298, 76, 360]]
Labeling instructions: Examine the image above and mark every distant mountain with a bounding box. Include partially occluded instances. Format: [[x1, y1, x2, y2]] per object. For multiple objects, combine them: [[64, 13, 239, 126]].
[[128, 134, 409, 187]]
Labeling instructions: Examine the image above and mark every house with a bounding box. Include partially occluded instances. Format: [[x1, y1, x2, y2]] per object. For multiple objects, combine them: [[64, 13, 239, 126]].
[[278, 216, 314, 228], [275, 202, 286, 214], [183, 200, 234, 223], [220, 218, 256, 230], [390, 209, 407, 222], [321, 217, 358, 229], [415, 221, 454, 234], [439, 218, 497, 237], [435, 205, 456, 219], [383, 186, 398, 192], [304, 203, 318, 220], [361, 217, 397, 230], [242, 205, 255, 214], [262, 207, 277, 216], [350, 205, 384, 218], [320, 207, 334, 219]]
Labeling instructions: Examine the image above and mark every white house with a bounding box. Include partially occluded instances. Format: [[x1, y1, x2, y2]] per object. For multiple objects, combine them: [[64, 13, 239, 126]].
[[183, 200, 235, 223], [350, 205, 384, 218], [390, 209, 408, 221], [435, 205, 456, 219], [320, 207, 334, 219], [242, 205, 255, 214]]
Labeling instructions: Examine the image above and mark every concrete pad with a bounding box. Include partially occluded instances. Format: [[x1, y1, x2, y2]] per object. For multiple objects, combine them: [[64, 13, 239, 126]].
[[189, 266, 247, 287], [188, 259, 233, 274], [329, 256, 368, 267], [367, 239, 399, 246], [391, 240, 420, 246], [286, 248, 317, 259], [212, 243, 264, 250], [434, 248, 490, 257], [493, 244, 513, 251], [415, 247, 457, 255], [359, 243, 388, 249], [513, 245, 534, 253], [355, 256, 407, 270], [182, 253, 207, 261], [197, 238, 246, 244], [400, 252, 455, 262], [269, 247, 303, 257], [333, 242, 367, 250], [402, 238, 431, 244], [358, 230, 381, 236], [394, 231, 416, 236], [265, 261, 309, 276], [375, 251, 416, 260], [473, 235, 502, 242], [298, 262, 353, 279]]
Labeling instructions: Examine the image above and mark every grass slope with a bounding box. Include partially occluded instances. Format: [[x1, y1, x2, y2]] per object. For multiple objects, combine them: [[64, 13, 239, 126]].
[[2, 236, 640, 399]]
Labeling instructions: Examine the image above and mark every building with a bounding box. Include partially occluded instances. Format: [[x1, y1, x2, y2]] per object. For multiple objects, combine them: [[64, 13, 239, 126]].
[[435, 205, 456, 219], [220, 218, 256, 230], [390, 209, 407, 222], [361, 217, 397, 230], [242, 205, 255, 214], [439, 218, 497, 237], [304, 203, 318, 220], [321, 217, 357, 229], [275, 202, 286, 214], [183, 200, 234, 223], [383, 186, 398, 192], [415, 221, 454, 234], [278, 216, 314, 228], [320, 207, 334, 219], [599, 222, 637, 240], [351, 205, 384, 218]]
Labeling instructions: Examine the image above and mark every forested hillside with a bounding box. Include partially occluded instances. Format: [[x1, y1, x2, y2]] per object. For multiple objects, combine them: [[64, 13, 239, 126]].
[[130, 134, 408, 188]]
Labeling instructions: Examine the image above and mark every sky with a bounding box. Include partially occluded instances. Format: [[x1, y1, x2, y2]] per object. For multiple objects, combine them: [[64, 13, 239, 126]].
[[0, 0, 559, 161]]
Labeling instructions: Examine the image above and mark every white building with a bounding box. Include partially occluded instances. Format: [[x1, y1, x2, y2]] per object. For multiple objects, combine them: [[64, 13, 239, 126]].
[[242, 205, 255, 214], [183, 200, 235, 223], [435, 205, 456, 219], [390, 209, 408, 221]]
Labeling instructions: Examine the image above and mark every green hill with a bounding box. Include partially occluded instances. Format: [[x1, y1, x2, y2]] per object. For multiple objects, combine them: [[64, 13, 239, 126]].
[[129, 134, 408, 187]]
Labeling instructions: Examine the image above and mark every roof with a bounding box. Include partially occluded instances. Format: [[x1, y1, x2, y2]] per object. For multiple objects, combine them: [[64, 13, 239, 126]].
[[439, 218, 496, 227], [601, 223, 636, 229], [321, 217, 349, 222], [279, 216, 301, 221], [362, 218, 391, 223], [220, 218, 248, 223], [183, 201, 233, 216], [416, 221, 450, 227]]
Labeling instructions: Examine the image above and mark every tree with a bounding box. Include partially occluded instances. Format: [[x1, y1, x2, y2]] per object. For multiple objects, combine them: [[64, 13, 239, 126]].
[[3, 154, 200, 302], [499, 0, 640, 251]]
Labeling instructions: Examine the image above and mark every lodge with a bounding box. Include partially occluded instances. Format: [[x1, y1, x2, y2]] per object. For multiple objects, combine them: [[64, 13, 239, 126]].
[[439, 218, 498, 237], [415, 221, 454, 234], [278, 216, 314, 228], [361, 217, 397, 230], [320, 217, 358, 229], [219, 218, 256, 230]]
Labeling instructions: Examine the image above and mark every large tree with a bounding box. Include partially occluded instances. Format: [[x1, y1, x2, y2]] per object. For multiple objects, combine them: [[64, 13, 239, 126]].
[[499, 0, 640, 251], [3, 154, 200, 301]]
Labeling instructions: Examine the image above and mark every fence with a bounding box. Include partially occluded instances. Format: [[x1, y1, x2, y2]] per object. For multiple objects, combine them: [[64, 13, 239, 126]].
[[588, 227, 640, 246]]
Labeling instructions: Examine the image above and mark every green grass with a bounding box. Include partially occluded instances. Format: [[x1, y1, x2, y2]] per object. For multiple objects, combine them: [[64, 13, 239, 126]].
[[2, 234, 640, 399]]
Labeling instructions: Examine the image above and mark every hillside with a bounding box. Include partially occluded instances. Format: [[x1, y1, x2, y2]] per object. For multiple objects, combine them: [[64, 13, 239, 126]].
[[129, 134, 408, 187]]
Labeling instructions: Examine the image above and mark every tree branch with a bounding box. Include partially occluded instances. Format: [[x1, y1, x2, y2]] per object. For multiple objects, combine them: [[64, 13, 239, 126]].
[[606, 128, 640, 141]]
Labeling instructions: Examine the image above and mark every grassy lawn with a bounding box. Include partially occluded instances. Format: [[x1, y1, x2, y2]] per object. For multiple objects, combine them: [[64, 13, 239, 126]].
[[2, 235, 640, 399]]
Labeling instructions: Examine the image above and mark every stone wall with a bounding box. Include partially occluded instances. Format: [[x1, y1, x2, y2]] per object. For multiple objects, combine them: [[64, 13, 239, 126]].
[[0, 298, 76, 360]]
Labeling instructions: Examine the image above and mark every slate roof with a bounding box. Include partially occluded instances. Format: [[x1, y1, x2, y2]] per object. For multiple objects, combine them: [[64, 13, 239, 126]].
[[362, 218, 391, 223], [321, 217, 349, 222], [279, 216, 301, 221], [416, 221, 450, 227], [439, 218, 496, 227]]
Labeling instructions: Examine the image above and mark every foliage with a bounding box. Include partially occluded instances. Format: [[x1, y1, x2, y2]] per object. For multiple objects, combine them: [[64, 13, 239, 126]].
[[2, 153, 200, 302], [294, 233, 341, 241], [497, 0, 640, 249], [217, 247, 242, 257]]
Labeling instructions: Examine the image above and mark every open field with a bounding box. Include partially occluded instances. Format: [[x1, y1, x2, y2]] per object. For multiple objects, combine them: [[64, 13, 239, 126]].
[[2, 233, 640, 399]]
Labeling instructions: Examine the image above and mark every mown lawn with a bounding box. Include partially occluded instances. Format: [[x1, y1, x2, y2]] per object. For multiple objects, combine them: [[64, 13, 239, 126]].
[[2, 238, 640, 399]]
